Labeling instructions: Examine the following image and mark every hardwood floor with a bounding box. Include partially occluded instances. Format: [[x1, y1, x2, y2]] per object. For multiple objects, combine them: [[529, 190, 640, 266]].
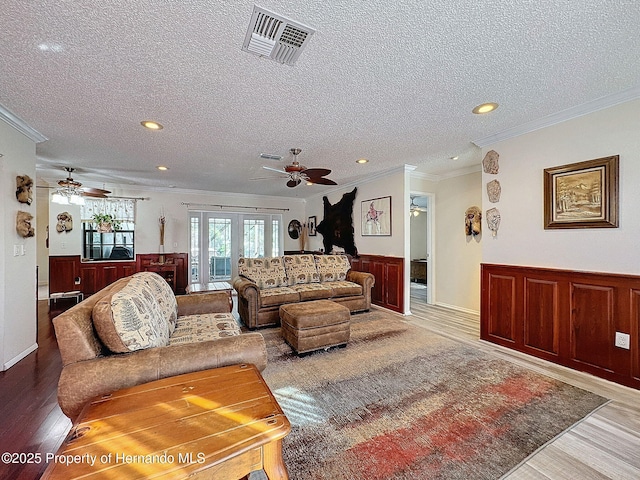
[[409, 283, 640, 479], [1, 292, 639, 479]]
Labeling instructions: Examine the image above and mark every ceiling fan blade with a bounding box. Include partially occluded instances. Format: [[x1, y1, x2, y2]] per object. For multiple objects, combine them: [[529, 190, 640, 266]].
[[307, 177, 337, 186], [262, 166, 287, 175], [302, 168, 331, 177], [81, 191, 109, 198], [82, 186, 111, 195], [287, 179, 301, 188]]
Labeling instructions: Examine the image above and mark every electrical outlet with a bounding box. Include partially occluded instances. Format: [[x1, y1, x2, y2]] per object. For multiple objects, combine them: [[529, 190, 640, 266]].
[[615, 332, 630, 350], [13, 245, 20, 256]]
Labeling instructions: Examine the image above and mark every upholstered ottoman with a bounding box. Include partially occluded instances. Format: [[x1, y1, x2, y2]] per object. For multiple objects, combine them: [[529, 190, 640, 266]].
[[280, 300, 350, 354]]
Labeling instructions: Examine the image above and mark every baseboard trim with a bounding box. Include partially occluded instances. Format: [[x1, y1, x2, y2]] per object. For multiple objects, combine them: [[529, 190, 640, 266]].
[[434, 302, 479, 316], [3, 343, 38, 371]]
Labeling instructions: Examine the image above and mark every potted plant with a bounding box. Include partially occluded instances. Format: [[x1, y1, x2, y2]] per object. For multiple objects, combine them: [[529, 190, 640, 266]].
[[92, 213, 121, 233]]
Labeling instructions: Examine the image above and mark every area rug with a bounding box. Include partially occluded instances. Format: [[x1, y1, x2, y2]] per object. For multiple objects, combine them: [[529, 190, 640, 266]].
[[259, 308, 608, 479]]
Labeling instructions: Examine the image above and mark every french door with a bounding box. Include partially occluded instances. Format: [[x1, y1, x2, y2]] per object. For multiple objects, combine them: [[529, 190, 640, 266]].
[[189, 211, 282, 283]]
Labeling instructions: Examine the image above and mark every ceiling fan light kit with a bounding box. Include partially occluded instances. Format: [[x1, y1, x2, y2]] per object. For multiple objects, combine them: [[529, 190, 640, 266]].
[[51, 167, 111, 205], [261, 148, 337, 188]]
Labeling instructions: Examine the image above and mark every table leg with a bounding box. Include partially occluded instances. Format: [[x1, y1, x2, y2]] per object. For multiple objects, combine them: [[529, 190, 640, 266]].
[[262, 439, 289, 480]]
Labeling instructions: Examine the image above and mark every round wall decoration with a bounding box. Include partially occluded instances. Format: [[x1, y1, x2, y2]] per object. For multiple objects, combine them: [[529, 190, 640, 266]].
[[288, 219, 302, 239]]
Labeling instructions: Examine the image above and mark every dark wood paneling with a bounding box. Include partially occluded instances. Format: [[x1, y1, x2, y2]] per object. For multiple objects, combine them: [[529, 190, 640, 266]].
[[351, 254, 404, 313], [78, 264, 99, 295], [571, 283, 615, 371], [632, 290, 640, 383], [486, 274, 516, 343], [136, 253, 189, 294], [48, 256, 78, 293], [524, 278, 559, 355], [481, 263, 640, 390]]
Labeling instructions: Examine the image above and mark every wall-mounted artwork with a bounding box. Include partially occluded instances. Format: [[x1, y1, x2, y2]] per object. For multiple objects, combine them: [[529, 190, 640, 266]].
[[362, 196, 391, 236], [56, 211, 73, 232], [482, 150, 499, 174], [465, 206, 482, 236], [308, 216, 317, 236], [316, 188, 358, 256], [544, 155, 619, 229], [16, 175, 33, 205], [16, 211, 35, 237], [486, 179, 501, 203]]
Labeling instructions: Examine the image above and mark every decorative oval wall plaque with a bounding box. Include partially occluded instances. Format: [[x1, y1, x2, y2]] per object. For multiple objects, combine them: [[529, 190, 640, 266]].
[[487, 179, 501, 203], [486, 207, 501, 237], [482, 150, 499, 174]]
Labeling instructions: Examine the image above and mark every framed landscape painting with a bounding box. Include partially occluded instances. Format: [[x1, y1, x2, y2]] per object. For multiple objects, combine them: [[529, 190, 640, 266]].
[[362, 196, 391, 236], [544, 155, 619, 229]]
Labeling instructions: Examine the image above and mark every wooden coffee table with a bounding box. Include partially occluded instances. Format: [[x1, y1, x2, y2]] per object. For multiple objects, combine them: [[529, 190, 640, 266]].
[[41, 364, 290, 479]]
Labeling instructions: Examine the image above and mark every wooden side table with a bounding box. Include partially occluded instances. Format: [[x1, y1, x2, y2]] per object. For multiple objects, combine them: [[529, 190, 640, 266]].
[[41, 364, 291, 479], [187, 281, 233, 311]]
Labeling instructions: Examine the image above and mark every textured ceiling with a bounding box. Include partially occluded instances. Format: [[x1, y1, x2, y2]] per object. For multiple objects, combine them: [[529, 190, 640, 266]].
[[2, 1, 639, 198]]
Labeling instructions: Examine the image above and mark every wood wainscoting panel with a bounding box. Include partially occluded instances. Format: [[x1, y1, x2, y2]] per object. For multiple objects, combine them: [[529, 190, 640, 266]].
[[570, 283, 616, 372], [631, 289, 640, 383], [482, 273, 517, 344], [350, 255, 404, 313], [482, 264, 640, 390], [524, 278, 559, 356]]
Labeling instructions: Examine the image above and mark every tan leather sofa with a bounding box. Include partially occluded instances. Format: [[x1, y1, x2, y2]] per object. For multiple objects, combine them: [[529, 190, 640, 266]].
[[233, 254, 375, 329], [54, 272, 267, 420]]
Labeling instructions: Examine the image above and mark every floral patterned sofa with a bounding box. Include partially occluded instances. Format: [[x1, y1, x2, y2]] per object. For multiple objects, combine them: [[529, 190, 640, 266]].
[[232, 254, 375, 329], [54, 271, 267, 420]]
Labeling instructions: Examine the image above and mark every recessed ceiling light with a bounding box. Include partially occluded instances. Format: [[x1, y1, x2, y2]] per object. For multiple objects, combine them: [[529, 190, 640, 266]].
[[141, 120, 164, 130], [450, 156, 459, 161], [157, 166, 169, 171], [356, 158, 369, 164], [306, 181, 313, 186], [472, 103, 499, 114]]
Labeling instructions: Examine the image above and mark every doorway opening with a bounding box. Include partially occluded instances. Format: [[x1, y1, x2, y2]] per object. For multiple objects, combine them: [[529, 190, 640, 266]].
[[409, 193, 433, 307]]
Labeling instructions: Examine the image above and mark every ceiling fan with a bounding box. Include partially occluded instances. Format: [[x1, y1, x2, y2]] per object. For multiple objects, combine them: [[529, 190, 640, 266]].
[[261, 148, 337, 188], [48, 167, 111, 204]]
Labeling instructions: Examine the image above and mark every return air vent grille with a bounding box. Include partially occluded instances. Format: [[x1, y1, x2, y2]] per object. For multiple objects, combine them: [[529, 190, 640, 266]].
[[242, 6, 315, 66]]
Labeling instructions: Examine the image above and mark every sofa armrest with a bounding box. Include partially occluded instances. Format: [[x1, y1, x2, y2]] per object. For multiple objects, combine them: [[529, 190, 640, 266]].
[[347, 270, 375, 289], [58, 333, 267, 421], [347, 270, 375, 309], [233, 276, 261, 328], [176, 291, 231, 315]]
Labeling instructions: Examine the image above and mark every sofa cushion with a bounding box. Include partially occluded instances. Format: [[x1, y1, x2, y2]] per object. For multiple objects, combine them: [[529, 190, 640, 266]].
[[283, 254, 320, 285], [259, 286, 300, 307], [93, 275, 170, 353], [314, 254, 351, 282], [326, 280, 363, 297], [168, 313, 240, 345], [134, 271, 178, 334], [238, 256, 288, 289], [289, 283, 334, 300]]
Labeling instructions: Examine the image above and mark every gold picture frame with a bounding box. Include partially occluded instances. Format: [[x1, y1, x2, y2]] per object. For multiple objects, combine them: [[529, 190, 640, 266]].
[[544, 155, 619, 229]]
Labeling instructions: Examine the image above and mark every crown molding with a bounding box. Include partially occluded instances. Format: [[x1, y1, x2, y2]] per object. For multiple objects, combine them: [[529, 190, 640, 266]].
[[473, 84, 640, 148], [411, 164, 481, 182], [0, 104, 48, 143]]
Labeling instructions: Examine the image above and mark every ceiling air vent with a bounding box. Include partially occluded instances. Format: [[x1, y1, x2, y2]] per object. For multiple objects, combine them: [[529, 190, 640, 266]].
[[242, 6, 315, 66]]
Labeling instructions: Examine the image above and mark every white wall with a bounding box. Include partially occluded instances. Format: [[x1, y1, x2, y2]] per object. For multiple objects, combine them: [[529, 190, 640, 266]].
[[435, 172, 482, 312], [0, 120, 38, 370], [305, 167, 407, 257], [410, 210, 428, 259], [482, 98, 640, 274], [46, 187, 306, 261]]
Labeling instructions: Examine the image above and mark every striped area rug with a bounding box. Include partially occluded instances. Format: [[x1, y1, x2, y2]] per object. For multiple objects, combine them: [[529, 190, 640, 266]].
[[259, 308, 608, 479]]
